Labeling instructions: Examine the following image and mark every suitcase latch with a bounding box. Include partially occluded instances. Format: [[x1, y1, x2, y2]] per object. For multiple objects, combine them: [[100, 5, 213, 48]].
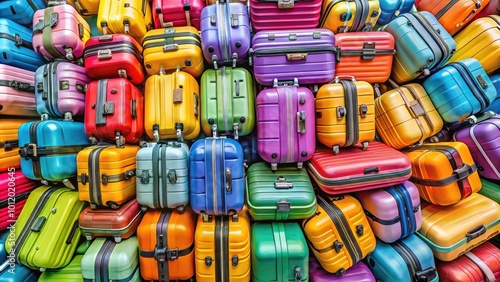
[[276, 200, 291, 212], [230, 14, 239, 27], [356, 224, 364, 236], [362, 42, 376, 60], [140, 170, 150, 184], [408, 101, 424, 117], [31, 216, 47, 232], [154, 247, 179, 262], [294, 266, 301, 282], [168, 169, 177, 184], [193, 93, 199, 117], [297, 111, 306, 133], [210, 15, 216, 25], [79, 173, 89, 185], [337, 106, 346, 119], [9, 80, 33, 92], [14, 34, 22, 47], [225, 168, 232, 192], [163, 44, 179, 52], [50, 12, 59, 27], [360, 104, 368, 118], [278, 0, 294, 9], [476, 75, 488, 89], [415, 267, 438, 282], [286, 53, 308, 61], [333, 240, 344, 253], [59, 80, 70, 90], [103, 102, 115, 115], [101, 173, 108, 184], [274, 176, 293, 189], [1, 140, 18, 151], [173, 88, 183, 103], [19, 143, 38, 160], [97, 49, 112, 60]]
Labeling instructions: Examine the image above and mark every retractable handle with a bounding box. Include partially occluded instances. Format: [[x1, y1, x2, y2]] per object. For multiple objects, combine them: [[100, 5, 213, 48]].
[[332, 75, 356, 83]]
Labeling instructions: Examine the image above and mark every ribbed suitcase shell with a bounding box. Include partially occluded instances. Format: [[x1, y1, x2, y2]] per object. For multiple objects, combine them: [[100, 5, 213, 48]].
[[319, 0, 381, 33], [154, 0, 205, 30], [37, 255, 84, 282], [0, 118, 33, 171], [310, 260, 375, 282], [377, 0, 415, 25], [479, 178, 500, 203], [0, 172, 36, 230], [486, 74, 500, 113], [0, 65, 38, 117], [0, 0, 46, 26]]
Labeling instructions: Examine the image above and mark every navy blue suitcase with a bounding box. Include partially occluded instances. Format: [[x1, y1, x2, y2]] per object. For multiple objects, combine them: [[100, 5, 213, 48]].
[[0, 0, 46, 26]]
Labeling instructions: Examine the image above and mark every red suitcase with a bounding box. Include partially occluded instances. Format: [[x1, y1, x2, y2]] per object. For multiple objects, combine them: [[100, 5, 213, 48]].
[[307, 141, 412, 194], [84, 78, 145, 147], [0, 171, 38, 230], [83, 34, 145, 85], [153, 0, 205, 30]]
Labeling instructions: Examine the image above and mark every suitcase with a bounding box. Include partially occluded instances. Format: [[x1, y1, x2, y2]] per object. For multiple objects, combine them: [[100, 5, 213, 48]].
[[374, 83, 444, 149], [0, 262, 39, 281], [250, 29, 336, 86], [416, 0, 490, 36], [32, 4, 91, 61], [5, 185, 85, 270], [436, 241, 500, 282], [195, 211, 251, 282], [207, 0, 247, 4], [246, 162, 317, 221], [142, 26, 204, 78], [486, 74, 500, 113], [201, 67, 254, 139], [239, 131, 260, 167], [423, 58, 497, 123], [84, 78, 145, 147], [319, 0, 381, 33], [377, 0, 415, 25], [355, 181, 422, 244], [256, 81, 315, 170], [334, 32, 395, 83], [189, 137, 244, 218], [83, 34, 145, 86], [471, 0, 500, 22], [77, 145, 140, 209], [315, 77, 376, 154], [0, 119, 34, 171], [479, 178, 500, 203], [85, 14, 101, 36], [249, 0, 323, 32], [366, 235, 439, 282], [65, 0, 100, 16], [416, 193, 500, 261], [251, 222, 308, 282], [0, 171, 37, 230], [307, 141, 412, 194], [200, 2, 250, 68], [137, 208, 197, 281], [310, 260, 375, 282], [18, 120, 90, 182], [35, 61, 90, 120], [97, 0, 153, 44], [302, 194, 376, 275], [154, 0, 205, 30], [0, 65, 38, 118], [385, 11, 456, 84], [0, 19, 46, 71], [136, 141, 190, 211], [0, 0, 46, 26], [0, 231, 7, 259], [37, 255, 84, 282], [81, 237, 141, 282], [449, 16, 500, 76]]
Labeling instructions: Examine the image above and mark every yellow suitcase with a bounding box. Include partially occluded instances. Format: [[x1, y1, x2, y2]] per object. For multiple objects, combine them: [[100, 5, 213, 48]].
[[142, 26, 204, 78], [319, 0, 380, 33], [66, 0, 100, 16], [77, 145, 140, 209], [0, 119, 33, 171]]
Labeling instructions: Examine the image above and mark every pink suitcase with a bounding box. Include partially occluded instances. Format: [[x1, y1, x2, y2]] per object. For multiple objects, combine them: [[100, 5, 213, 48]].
[[0, 64, 38, 117], [249, 0, 323, 32], [153, 0, 205, 30], [256, 79, 316, 170], [32, 4, 91, 61], [0, 170, 38, 230]]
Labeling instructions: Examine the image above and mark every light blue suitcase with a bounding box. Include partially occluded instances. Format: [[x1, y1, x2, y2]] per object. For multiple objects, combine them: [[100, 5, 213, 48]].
[[377, 0, 415, 25], [0, 0, 46, 26], [485, 74, 500, 113]]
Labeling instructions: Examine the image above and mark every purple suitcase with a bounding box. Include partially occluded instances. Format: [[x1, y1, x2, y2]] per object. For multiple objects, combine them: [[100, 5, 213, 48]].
[[35, 61, 90, 120], [0, 64, 38, 117], [256, 79, 315, 170], [453, 115, 500, 180], [250, 29, 336, 86], [310, 259, 375, 282], [200, 2, 251, 68]]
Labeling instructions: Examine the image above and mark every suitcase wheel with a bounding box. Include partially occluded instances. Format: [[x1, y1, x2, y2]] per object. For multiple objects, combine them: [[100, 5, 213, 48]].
[[115, 132, 125, 148], [361, 141, 369, 151], [85, 235, 93, 241], [201, 213, 212, 222], [333, 145, 340, 155], [108, 202, 120, 210], [89, 136, 98, 145], [90, 203, 97, 209], [297, 162, 303, 169], [141, 206, 148, 212], [64, 47, 74, 61], [271, 163, 278, 171], [63, 112, 73, 121], [176, 205, 185, 214], [114, 236, 122, 243]]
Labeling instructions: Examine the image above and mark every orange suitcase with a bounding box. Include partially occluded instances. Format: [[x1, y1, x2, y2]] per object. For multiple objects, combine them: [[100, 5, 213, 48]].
[[0, 118, 33, 171]]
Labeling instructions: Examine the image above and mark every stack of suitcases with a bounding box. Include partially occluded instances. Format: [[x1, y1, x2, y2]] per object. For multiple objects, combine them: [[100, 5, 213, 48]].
[[0, 0, 499, 281]]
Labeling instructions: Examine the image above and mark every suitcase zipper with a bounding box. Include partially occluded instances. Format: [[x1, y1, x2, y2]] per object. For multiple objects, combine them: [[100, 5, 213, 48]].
[[156, 211, 171, 282], [221, 67, 229, 133], [385, 185, 416, 238], [219, 139, 227, 213], [285, 86, 294, 163], [0, 191, 30, 209], [160, 144, 169, 208], [435, 0, 459, 20], [143, 39, 202, 49], [393, 241, 422, 280], [447, 62, 489, 112], [41, 63, 57, 118], [88, 146, 108, 207], [252, 46, 336, 56], [217, 1, 230, 61], [143, 32, 201, 43], [215, 216, 230, 282], [340, 80, 359, 147], [351, 0, 364, 31], [212, 139, 218, 215], [94, 239, 116, 282], [83, 42, 143, 62], [47, 62, 61, 117], [28, 121, 42, 179]]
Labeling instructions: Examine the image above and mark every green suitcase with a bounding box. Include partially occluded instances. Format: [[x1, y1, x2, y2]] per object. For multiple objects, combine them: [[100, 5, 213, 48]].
[[251, 222, 309, 282], [246, 162, 317, 221], [479, 178, 500, 203], [37, 255, 84, 282], [5, 186, 85, 271], [201, 66, 255, 139]]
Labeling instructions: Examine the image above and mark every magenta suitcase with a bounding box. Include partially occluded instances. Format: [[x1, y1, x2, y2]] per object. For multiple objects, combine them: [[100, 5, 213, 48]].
[[256, 79, 315, 170], [453, 115, 500, 180], [153, 0, 205, 30], [0, 64, 38, 117], [32, 4, 91, 61], [250, 29, 336, 86], [249, 0, 323, 32], [310, 259, 375, 282]]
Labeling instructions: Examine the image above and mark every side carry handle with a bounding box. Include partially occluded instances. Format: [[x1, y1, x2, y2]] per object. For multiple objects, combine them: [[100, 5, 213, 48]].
[[274, 176, 293, 189], [297, 111, 306, 133], [294, 266, 301, 282], [466, 225, 486, 242], [225, 168, 232, 192]]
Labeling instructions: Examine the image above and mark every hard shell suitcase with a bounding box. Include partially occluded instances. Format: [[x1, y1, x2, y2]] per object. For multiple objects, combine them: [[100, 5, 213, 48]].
[[334, 32, 396, 83], [246, 162, 317, 221], [365, 235, 439, 282], [486, 74, 500, 113], [0, 19, 46, 71], [97, 0, 153, 44], [142, 26, 204, 78], [77, 145, 140, 209], [35, 61, 90, 120], [189, 137, 244, 217], [0, 171, 37, 230], [37, 255, 84, 282], [137, 208, 197, 281], [315, 78, 375, 154], [32, 4, 91, 61], [65, 0, 100, 16], [256, 81, 315, 170], [84, 78, 145, 147], [385, 11, 456, 84], [436, 241, 500, 282], [239, 131, 260, 167], [416, 193, 500, 261], [0, 0, 46, 26], [200, 2, 250, 67], [5, 186, 85, 270], [374, 83, 444, 149], [0, 263, 38, 281], [319, 0, 381, 33], [0, 65, 38, 118], [307, 141, 412, 194], [479, 178, 500, 203], [207, 0, 247, 4], [201, 67, 255, 139], [136, 141, 190, 211], [251, 222, 308, 282], [423, 58, 497, 123], [250, 29, 336, 86], [195, 211, 251, 282], [0, 119, 34, 171], [355, 181, 422, 243], [18, 120, 90, 182], [377, 0, 415, 25], [310, 260, 375, 282], [302, 194, 376, 275], [471, 0, 500, 22], [153, 0, 205, 30], [83, 34, 145, 85], [81, 237, 141, 282]]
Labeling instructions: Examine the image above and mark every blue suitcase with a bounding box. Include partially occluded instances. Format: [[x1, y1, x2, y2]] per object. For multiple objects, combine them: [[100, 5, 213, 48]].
[[189, 136, 244, 220], [366, 234, 439, 282], [0, 231, 8, 261], [485, 74, 500, 113], [18, 120, 90, 182], [0, 262, 39, 282], [423, 58, 497, 123], [0, 0, 46, 26], [239, 131, 260, 168], [0, 18, 46, 72], [377, 0, 415, 25]]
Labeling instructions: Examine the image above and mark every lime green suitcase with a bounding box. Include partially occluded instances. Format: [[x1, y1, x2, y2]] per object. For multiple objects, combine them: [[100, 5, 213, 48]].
[[479, 178, 500, 203], [37, 241, 92, 281]]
